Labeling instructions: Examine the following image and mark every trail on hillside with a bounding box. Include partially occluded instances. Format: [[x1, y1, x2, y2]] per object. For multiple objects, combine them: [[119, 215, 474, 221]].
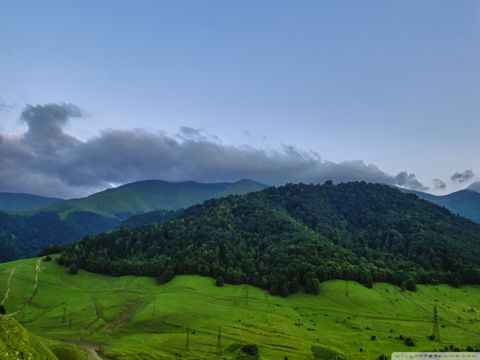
[[27, 258, 43, 304], [75, 342, 103, 360], [1, 267, 16, 305]]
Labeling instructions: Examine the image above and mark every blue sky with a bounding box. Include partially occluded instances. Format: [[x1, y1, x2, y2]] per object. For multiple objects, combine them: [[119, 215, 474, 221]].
[[0, 1, 479, 196]]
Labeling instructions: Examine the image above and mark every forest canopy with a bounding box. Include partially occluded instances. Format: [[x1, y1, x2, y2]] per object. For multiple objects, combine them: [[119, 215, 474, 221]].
[[60, 182, 480, 295]]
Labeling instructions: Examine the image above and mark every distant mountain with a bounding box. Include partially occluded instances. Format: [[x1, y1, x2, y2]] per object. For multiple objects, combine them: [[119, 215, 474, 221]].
[[61, 182, 480, 295], [0, 179, 266, 262], [0, 192, 63, 212], [467, 182, 480, 193], [400, 188, 480, 224], [43, 179, 266, 220]]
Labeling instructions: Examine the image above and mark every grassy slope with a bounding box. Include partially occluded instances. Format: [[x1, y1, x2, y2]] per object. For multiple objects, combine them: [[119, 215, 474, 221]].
[[0, 315, 58, 359], [1, 258, 479, 360], [42, 180, 266, 219]]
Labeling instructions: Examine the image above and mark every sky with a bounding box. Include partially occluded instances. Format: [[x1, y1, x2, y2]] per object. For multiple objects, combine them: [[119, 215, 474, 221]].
[[0, 0, 479, 198]]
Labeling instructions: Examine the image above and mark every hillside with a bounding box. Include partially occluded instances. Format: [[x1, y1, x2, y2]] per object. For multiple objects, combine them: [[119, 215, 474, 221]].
[[119, 209, 182, 228], [403, 188, 480, 224], [0, 315, 57, 359], [0, 179, 265, 262], [0, 210, 117, 262], [0, 192, 63, 212], [61, 182, 480, 295], [0, 258, 479, 359], [43, 179, 266, 220]]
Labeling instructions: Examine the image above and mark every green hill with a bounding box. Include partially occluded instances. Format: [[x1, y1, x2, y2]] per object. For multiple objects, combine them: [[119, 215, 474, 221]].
[[0, 192, 63, 212], [44, 179, 266, 220], [0, 258, 479, 359], [61, 182, 480, 294], [0, 179, 265, 262], [401, 188, 480, 224]]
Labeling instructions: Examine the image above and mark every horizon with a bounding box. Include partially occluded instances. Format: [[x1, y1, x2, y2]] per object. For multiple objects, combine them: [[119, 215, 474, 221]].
[[1, 1, 479, 198], [1, 177, 479, 201]]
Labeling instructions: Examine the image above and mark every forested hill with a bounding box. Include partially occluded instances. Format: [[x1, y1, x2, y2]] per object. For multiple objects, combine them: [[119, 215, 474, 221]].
[[0, 179, 265, 262], [61, 182, 480, 295]]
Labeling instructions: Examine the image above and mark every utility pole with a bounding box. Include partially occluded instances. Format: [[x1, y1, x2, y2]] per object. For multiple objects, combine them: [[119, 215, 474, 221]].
[[432, 303, 440, 340], [62, 303, 66, 324], [185, 327, 190, 352], [215, 327, 222, 359]]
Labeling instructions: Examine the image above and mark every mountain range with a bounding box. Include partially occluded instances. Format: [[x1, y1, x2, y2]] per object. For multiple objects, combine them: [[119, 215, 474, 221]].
[[0, 192, 63, 212], [0, 179, 265, 261], [399, 187, 480, 224]]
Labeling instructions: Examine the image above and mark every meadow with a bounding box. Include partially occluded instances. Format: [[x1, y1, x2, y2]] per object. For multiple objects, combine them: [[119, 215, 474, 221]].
[[1, 257, 479, 359]]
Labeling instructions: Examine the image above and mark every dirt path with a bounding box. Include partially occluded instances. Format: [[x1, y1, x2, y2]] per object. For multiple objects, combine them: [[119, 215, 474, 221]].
[[75, 342, 103, 360], [27, 258, 42, 303], [1, 267, 16, 305]]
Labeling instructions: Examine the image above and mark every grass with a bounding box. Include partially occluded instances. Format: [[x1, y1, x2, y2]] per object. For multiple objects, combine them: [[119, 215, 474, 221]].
[[1, 257, 479, 359]]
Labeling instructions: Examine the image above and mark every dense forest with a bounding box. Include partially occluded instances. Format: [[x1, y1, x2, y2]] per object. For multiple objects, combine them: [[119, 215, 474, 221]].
[[119, 209, 181, 228], [60, 182, 480, 295], [0, 210, 118, 261]]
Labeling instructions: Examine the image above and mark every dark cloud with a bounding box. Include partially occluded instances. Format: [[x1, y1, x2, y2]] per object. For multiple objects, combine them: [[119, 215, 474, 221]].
[[20, 103, 83, 154], [0, 102, 430, 198], [395, 172, 429, 191], [450, 169, 475, 183], [432, 178, 447, 190]]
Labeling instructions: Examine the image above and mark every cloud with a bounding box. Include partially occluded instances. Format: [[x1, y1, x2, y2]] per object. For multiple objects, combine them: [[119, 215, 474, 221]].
[[432, 178, 447, 190], [0, 102, 429, 198], [395, 171, 428, 191], [450, 169, 475, 183]]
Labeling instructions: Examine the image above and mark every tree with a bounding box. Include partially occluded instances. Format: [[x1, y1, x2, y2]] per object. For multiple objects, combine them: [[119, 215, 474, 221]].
[[0, 304, 6, 315]]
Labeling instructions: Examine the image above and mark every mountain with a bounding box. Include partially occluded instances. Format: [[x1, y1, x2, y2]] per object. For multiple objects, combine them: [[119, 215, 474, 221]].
[[43, 179, 266, 220], [61, 182, 480, 296], [401, 188, 480, 224], [0, 179, 266, 262], [467, 181, 480, 193], [0, 192, 63, 212]]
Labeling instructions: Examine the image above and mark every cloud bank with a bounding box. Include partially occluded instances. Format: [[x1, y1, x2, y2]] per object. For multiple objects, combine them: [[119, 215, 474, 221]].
[[0, 103, 429, 198], [451, 169, 475, 183]]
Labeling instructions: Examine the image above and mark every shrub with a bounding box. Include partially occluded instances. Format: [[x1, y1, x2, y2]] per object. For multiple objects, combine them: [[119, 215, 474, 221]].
[[371, 335, 376, 341], [0, 304, 6, 315], [156, 269, 174, 284], [69, 265, 78, 275], [215, 276, 224, 287], [242, 344, 258, 356], [405, 337, 415, 346], [43, 255, 52, 262]]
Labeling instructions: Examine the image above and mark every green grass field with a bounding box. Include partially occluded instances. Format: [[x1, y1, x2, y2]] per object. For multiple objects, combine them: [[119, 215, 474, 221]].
[[1, 257, 479, 359]]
